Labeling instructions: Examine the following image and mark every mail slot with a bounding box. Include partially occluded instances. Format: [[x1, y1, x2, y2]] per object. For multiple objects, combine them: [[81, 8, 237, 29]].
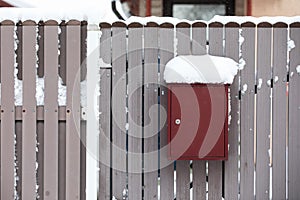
[[167, 83, 228, 160]]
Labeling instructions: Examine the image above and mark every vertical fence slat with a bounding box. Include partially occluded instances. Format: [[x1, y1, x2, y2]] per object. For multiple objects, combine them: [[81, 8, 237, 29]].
[[128, 22, 143, 200], [58, 121, 66, 200], [44, 20, 59, 200], [159, 23, 174, 200], [288, 22, 300, 200], [208, 22, 223, 200], [144, 22, 159, 200], [272, 22, 288, 200], [37, 120, 44, 200], [99, 23, 112, 200], [111, 22, 127, 199], [240, 22, 256, 199], [0, 20, 15, 200], [191, 22, 207, 200], [224, 22, 240, 200], [65, 20, 81, 200], [175, 22, 191, 200], [256, 23, 272, 199], [22, 20, 37, 200]]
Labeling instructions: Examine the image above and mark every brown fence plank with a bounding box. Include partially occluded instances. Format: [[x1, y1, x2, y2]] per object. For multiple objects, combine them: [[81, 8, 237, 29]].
[[99, 24, 112, 200], [175, 22, 191, 200], [256, 23, 272, 200], [240, 22, 256, 199], [43, 21, 59, 200], [0, 21, 15, 200], [111, 22, 127, 199], [288, 23, 300, 199], [159, 23, 175, 200], [191, 22, 207, 200], [144, 22, 159, 200], [208, 22, 223, 200], [65, 21, 81, 200], [22, 21, 37, 200], [272, 23, 288, 200], [128, 23, 143, 200], [58, 121, 66, 200], [224, 23, 240, 200]]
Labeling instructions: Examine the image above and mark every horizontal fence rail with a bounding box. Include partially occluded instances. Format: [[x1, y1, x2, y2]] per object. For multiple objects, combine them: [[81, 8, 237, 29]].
[[0, 19, 299, 200]]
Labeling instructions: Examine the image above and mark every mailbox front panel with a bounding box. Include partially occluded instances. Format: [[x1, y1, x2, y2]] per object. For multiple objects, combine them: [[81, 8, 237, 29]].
[[168, 84, 228, 160]]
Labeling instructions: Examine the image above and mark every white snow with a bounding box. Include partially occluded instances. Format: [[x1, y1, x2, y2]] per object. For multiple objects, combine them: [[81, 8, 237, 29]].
[[126, 16, 193, 25], [288, 39, 295, 51], [164, 55, 239, 84], [296, 65, 300, 75], [241, 84, 248, 95], [257, 78, 263, 90]]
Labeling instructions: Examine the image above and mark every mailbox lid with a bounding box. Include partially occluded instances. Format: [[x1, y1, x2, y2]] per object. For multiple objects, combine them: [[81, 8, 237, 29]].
[[168, 84, 228, 160]]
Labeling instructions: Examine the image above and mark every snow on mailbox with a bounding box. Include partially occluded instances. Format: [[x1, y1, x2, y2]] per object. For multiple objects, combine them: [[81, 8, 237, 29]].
[[164, 55, 238, 160]]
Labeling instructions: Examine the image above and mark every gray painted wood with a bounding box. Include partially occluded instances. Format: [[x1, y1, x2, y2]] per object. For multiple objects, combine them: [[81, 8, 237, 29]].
[[224, 23, 240, 200], [99, 24, 112, 200], [44, 22, 59, 200], [272, 23, 288, 200], [175, 23, 191, 200], [191, 22, 207, 200], [22, 21, 37, 200], [144, 23, 159, 200], [208, 23, 223, 200], [65, 22, 81, 200], [0, 21, 15, 200], [128, 23, 143, 200], [159, 23, 174, 200], [288, 23, 300, 199], [111, 22, 127, 199], [256, 23, 272, 200], [58, 121, 66, 200], [240, 22, 256, 199]]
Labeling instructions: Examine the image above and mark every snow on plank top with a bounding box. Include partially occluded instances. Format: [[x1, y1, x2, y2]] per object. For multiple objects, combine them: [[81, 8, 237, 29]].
[[164, 55, 239, 84]]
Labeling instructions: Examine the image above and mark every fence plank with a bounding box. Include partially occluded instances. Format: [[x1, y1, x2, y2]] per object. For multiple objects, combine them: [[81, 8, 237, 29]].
[[111, 22, 127, 199], [99, 23, 112, 200], [37, 121, 44, 200], [22, 20, 37, 200], [43, 21, 59, 200], [224, 22, 240, 200], [159, 23, 174, 200], [58, 121, 66, 200], [240, 22, 256, 199], [175, 22, 191, 200], [191, 22, 207, 200], [272, 22, 288, 200], [208, 22, 223, 200], [0, 20, 15, 200], [144, 22, 159, 200], [65, 21, 81, 200], [128, 22, 143, 200], [256, 23, 272, 200], [288, 22, 300, 200]]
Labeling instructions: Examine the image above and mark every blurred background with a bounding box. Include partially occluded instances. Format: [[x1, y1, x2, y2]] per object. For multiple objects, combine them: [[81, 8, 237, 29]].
[[0, 0, 300, 21]]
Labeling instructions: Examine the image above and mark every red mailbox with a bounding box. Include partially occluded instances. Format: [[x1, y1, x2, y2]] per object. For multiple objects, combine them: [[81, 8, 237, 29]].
[[167, 83, 228, 160]]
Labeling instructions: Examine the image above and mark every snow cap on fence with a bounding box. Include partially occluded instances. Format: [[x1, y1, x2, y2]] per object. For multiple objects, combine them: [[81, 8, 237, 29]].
[[164, 55, 239, 84]]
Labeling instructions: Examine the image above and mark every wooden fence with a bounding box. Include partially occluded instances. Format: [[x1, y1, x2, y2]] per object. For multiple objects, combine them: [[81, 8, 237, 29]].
[[0, 19, 299, 200]]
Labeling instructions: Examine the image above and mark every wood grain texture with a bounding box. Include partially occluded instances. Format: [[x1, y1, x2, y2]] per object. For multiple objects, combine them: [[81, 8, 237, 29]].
[[208, 24, 223, 200], [288, 25, 300, 200], [272, 25, 287, 200], [175, 24, 191, 200], [22, 24, 37, 200], [44, 24, 59, 200], [65, 24, 81, 200], [0, 23, 15, 200], [144, 24, 159, 200], [99, 26, 112, 200], [256, 25, 272, 200], [240, 24, 256, 199], [111, 23, 127, 199], [159, 23, 175, 200], [128, 24, 143, 200], [191, 23, 207, 200], [224, 25, 240, 200]]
